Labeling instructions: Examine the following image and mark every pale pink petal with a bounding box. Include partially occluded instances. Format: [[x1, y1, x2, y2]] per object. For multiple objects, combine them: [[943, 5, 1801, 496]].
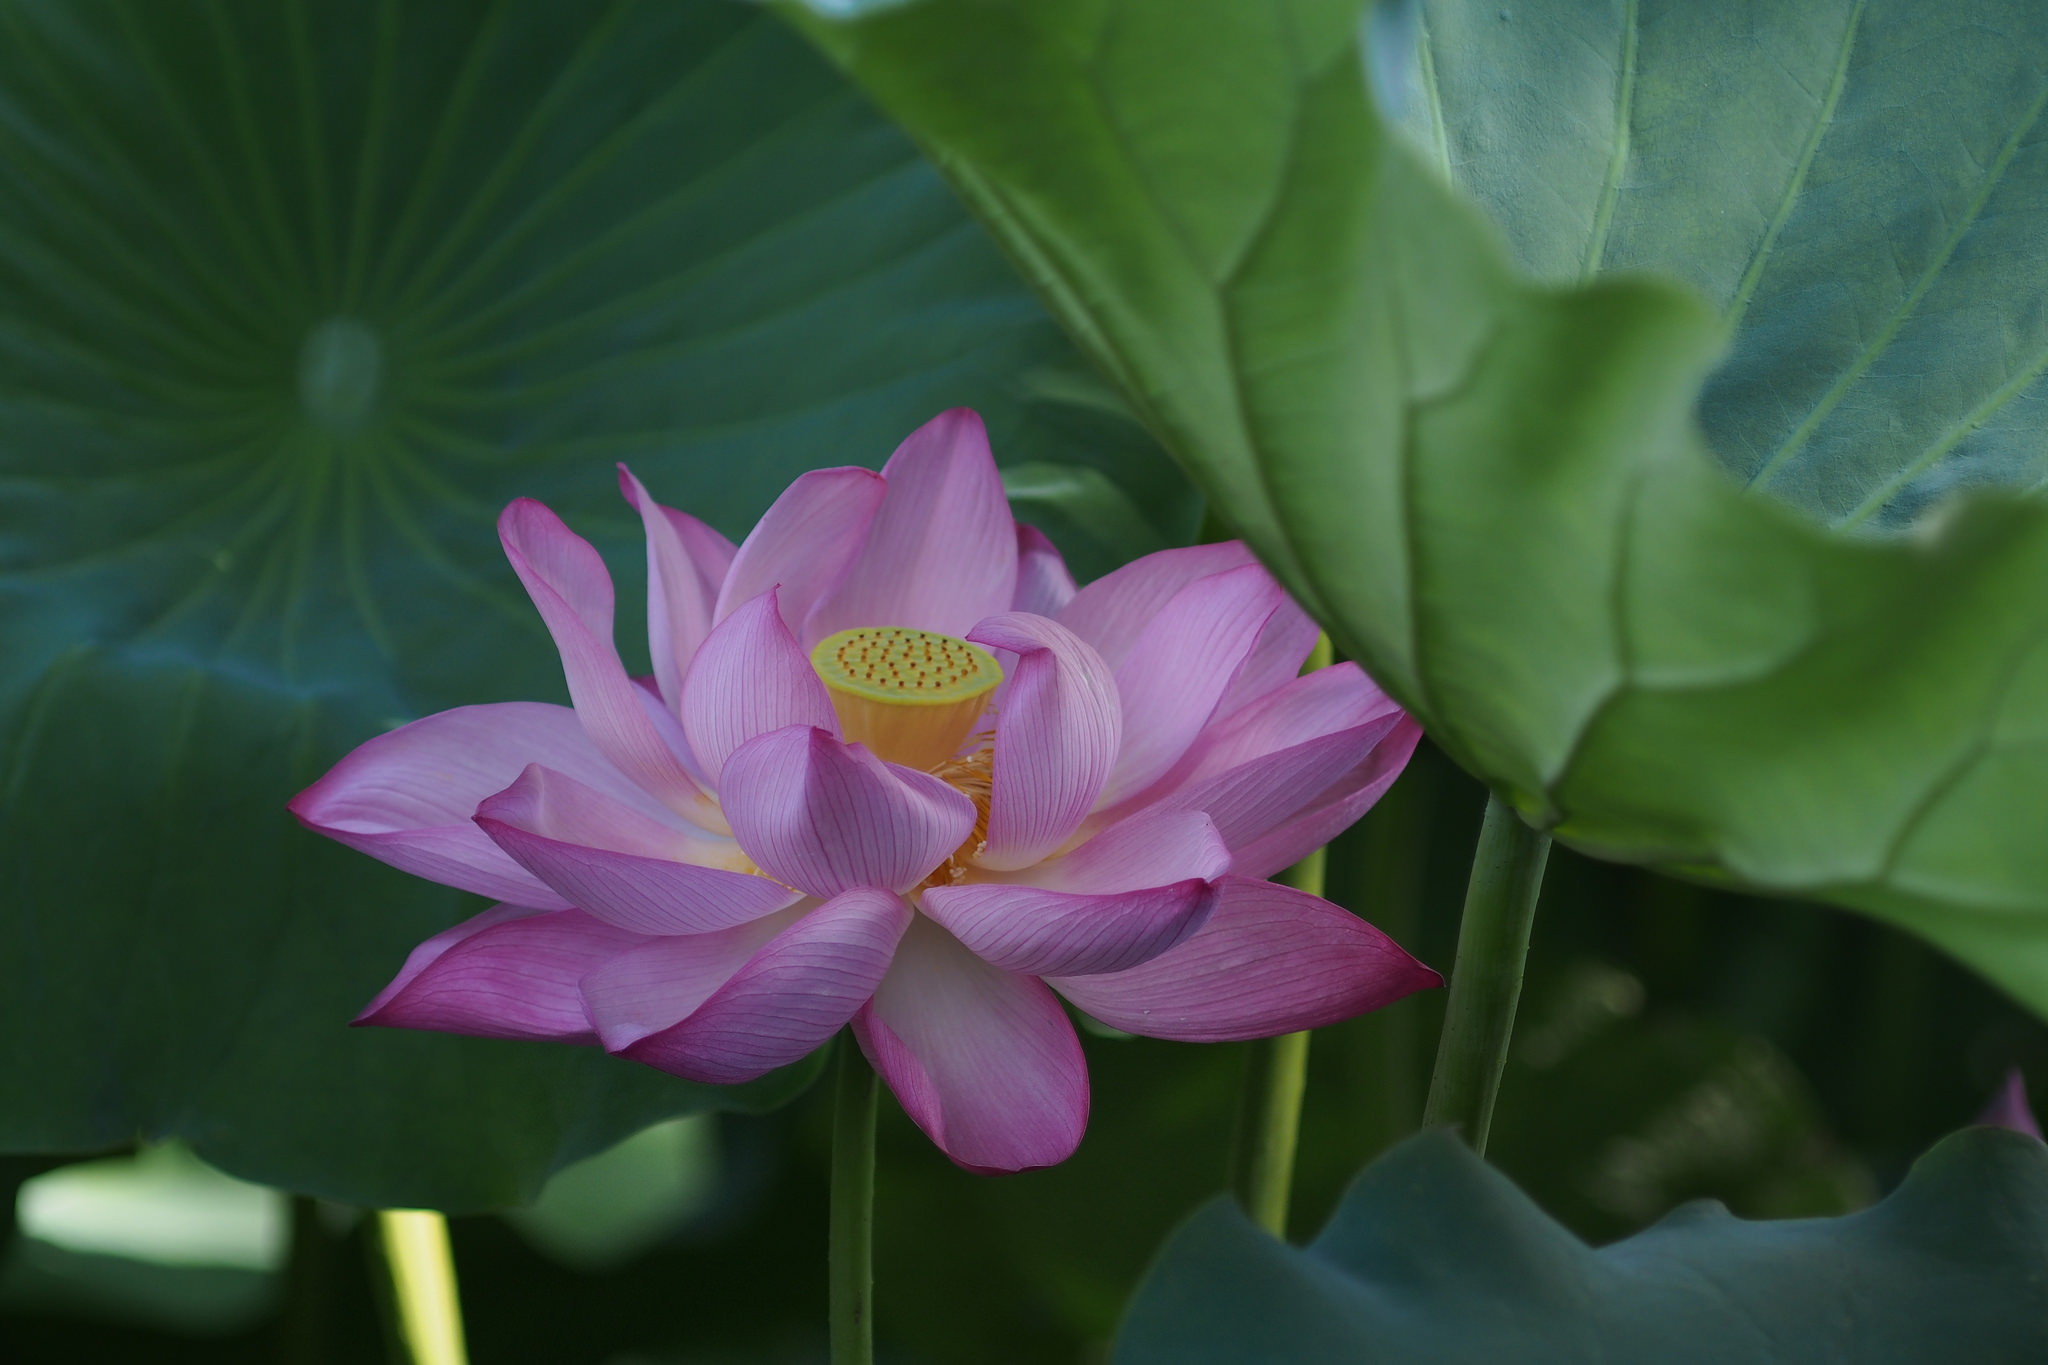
[[966, 613, 1120, 871], [1227, 716, 1422, 878], [853, 916, 1088, 1173], [1099, 564, 1285, 806], [921, 878, 1215, 976], [1056, 541, 1255, 670], [716, 467, 886, 642], [476, 767, 798, 936], [1012, 523, 1077, 616], [681, 589, 838, 788], [807, 409, 1018, 640], [589, 889, 912, 1084], [1166, 662, 1406, 791], [1217, 595, 1320, 718], [719, 726, 975, 897], [1009, 808, 1231, 892], [355, 905, 646, 1044], [289, 701, 657, 908], [499, 499, 717, 823], [618, 465, 735, 711], [1050, 876, 1440, 1041], [1152, 718, 1413, 875]]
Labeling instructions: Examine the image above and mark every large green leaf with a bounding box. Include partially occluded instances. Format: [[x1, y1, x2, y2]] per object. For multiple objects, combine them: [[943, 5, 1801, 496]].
[[1390, 0, 2048, 527], [0, 0, 1187, 1208], [1114, 1126, 2048, 1363], [787, 0, 2048, 1015]]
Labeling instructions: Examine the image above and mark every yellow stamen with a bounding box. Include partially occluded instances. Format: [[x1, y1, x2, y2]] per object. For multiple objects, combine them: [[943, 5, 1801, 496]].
[[811, 627, 1002, 772]]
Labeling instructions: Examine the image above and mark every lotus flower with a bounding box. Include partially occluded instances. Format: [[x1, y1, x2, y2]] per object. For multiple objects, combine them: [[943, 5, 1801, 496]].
[[292, 410, 1437, 1172]]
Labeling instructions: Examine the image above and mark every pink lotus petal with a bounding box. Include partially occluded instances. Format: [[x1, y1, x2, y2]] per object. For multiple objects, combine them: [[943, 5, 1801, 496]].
[[1050, 876, 1440, 1042], [921, 878, 1216, 976], [1057, 541, 1255, 670], [356, 905, 647, 1044], [1217, 595, 1320, 718], [966, 613, 1120, 871], [289, 701, 658, 908], [808, 409, 1018, 640], [1100, 564, 1285, 806], [499, 499, 717, 824], [1228, 715, 1422, 879], [618, 465, 736, 711], [1978, 1068, 2044, 1140], [1154, 720, 1410, 873], [1167, 662, 1406, 791], [853, 916, 1088, 1173], [720, 726, 975, 897], [1013, 523, 1077, 616], [477, 767, 799, 936], [681, 589, 838, 788], [1010, 807, 1231, 893], [716, 467, 886, 643], [592, 889, 912, 1084]]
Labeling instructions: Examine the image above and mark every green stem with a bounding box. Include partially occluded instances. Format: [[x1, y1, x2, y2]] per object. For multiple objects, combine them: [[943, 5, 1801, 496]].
[[1421, 794, 1552, 1155], [831, 1036, 879, 1365], [372, 1209, 469, 1365]]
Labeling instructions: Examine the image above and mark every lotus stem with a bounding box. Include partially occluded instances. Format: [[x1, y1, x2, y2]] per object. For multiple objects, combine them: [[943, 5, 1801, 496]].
[[1230, 635, 1333, 1238], [831, 1035, 880, 1365], [1421, 793, 1552, 1155], [373, 1208, 469, 1365]]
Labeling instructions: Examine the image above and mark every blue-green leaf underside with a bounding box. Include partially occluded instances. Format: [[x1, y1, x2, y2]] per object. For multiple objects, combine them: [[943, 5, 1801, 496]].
[[0, 0, 1190, 1208], [1115, 1126, 2048, 1363], [1397, 0, 2048, 528]]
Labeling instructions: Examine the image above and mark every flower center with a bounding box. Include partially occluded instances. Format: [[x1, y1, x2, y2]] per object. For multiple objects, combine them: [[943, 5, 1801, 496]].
[[811, 627, 1002, 772]]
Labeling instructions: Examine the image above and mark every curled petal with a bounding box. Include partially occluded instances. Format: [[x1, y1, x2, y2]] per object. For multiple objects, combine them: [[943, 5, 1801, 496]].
[[921, 878, 1215, 976], [1164, 662, 1406, 790], [1012, 523, 1077, 616], [854, 916, 1088, 1173], [1100, 564, 1285, 806], [1057, 541, 1254, 670], [809, 409, 1018, 640], [1228, 716, 1423, 879], [720, 726, 975, 897], [477, 766, 798, 936], [681, 589, 838, 787], [356, 905, 646, 1044], [1050, 876, 1439, 1042], [1217, 594, 1320, 718], [967, 613, 1120, 870], [717, 467, 886, 641], [586, 888, 911, 1084], [1013, 807, 1231, 893], [618, 465, 735, 711], [289, 701, 654, 908], [499, 499, 716, 823]]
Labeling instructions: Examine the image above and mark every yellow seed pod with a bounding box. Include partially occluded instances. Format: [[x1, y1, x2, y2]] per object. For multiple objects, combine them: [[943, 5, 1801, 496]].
[[810, 627, 1003, 772]]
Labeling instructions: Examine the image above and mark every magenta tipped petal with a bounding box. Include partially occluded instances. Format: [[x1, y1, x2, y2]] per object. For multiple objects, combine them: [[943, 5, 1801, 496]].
[[1228, 716, 1423, 879], [1056, 541, 1255, 670], [808, 409, 1018, 640], [1978, 1068, 2044, 1139], [1100, 564, 1285, 805], [921, 878, 1215, 977], [499, 499, 716, 821], [1050, 876, 1440, 1042], [356, 905, 647, 1044], [595, 888, 913, 1085], [855, 916, 1088, 1173], [1012, 523, 1077, 617], [476, 767, 799, 936], [968, 612, 1120, 871], [719, 726, 975, 897], [716, 466, 886, 642], [618, 464, 735, 711], [681, 589, 838, 788], [288, 701, 655, 908]]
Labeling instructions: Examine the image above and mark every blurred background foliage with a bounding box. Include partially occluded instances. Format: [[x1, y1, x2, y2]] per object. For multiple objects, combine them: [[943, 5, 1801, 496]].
[[9, 739, 2040, 1360]]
